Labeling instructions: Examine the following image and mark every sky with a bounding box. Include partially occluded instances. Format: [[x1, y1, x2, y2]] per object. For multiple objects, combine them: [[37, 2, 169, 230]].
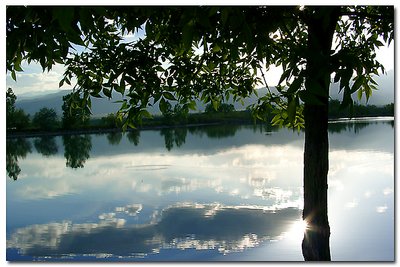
[[5, 8, 396, 101], [6, 42, 395, 100]]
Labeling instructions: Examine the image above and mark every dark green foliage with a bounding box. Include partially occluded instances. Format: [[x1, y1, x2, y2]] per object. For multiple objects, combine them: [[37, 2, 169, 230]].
[[6, 138, 32, 180], [101, 113, 119, 128], [205, 103, 235, 113], [6, 88, 31, 130], [126, 130, 140, 146], [107, 132, 123, 145], [34, 137, 58, 156], [328, 99, 394, 118], [6, 6, 393, 129], [6, 88, 16, 117], [62, 134, 92, 168], [62, 93, 91, 129], [160, 127, 187, 151], [6, 7, 394, 261], [8, 108, 31, 130], [32, 108, 59, 130]]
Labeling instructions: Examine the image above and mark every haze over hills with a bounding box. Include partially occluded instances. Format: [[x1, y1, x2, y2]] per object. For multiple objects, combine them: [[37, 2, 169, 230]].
[[16, 70, 394, 117]]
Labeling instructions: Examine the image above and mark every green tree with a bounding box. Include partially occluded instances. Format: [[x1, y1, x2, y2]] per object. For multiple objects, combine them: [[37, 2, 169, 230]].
[[62, 92, 91, 129], [6, 88, 16, 118], [205, 103, 235, 113], [101, 113, 119, 128], [32, 107, 59, 130], [7, 6, 394, 260], [6, 88, 31, 130], [8, 108, 31, 130]]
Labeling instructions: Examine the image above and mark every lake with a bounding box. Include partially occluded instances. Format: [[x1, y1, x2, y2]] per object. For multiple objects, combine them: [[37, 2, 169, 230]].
[[6, 118, 394, 261]]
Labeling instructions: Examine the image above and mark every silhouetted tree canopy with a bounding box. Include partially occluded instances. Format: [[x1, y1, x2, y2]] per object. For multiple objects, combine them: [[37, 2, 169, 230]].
[[6, 6, 394, 261], [62, 92, 91, 129], [32, 107, 59, 130], [6, 6, 393, 129]]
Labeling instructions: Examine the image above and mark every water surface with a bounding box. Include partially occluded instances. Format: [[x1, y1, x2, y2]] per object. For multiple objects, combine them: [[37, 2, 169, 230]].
[[6, 118, 394, 261]]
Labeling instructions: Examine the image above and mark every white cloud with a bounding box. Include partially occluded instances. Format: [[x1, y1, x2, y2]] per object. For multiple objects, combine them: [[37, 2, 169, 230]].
[[7, 63, 73, 97]]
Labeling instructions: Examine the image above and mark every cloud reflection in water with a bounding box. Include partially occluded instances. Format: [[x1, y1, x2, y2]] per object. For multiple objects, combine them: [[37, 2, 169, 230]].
[[7, 203, 301, 259]]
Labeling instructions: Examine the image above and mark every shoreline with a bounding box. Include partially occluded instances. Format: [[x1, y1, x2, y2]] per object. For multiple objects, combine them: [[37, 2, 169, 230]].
[[6, 121, 241, 139], [6, 116, 394, 139]]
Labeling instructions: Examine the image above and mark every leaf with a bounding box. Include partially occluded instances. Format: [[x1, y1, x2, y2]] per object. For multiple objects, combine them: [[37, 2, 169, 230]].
[[212, 98, 219, 111], [357, 88, 363, 101], [278, 69, 291, 85], [14, 63, 23, 72], [163, 91, 175, 101], [287, 77, 303, 95], [221, 8, 229, 25], [212, 44, 221, 53], [53, 7, 74, 33], [187, 100, 197, 111], [182, 20, 194, 51], [364, 83, 372, 102], [167, 77, 173, 87], [145, 21, 152, 37], [59, 78, 65, 88], [11, 70, 16, 81], [350, 76, 364, 94], [103, 88, 112, 98], [159, 97, 168, 114], [287, 98, 297, 123], [140, 109, 152, 119]]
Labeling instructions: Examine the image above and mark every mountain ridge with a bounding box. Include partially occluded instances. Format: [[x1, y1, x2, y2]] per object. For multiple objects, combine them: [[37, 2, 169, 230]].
[[16, 70, 394, 117]]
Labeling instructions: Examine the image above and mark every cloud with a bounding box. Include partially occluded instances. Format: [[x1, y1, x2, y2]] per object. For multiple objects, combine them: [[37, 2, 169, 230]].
[[7, 203, 301, 259], [7, 63, 74, 97]]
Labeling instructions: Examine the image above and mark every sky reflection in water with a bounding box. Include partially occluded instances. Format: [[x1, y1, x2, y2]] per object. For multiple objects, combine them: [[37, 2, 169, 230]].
[[6, 120, 394, 261]]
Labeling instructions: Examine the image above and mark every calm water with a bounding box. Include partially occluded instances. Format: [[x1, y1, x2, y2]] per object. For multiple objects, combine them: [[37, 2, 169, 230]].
[[6, 118, 394, 261]]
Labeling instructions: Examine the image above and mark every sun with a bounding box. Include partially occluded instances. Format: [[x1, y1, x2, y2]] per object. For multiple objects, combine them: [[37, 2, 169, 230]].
[[283, 219, 308, 240]]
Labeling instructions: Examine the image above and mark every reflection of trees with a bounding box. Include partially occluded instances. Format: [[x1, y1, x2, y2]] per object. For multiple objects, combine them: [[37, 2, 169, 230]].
[[189, 124, 239, 139], [126, 130, 140, 146], [6, 138, 32, 180], [160, 127, 187, 151], [387, 120, 394, 128], [7, 205, 300, 258], [34, 137, 58, 157], [106, 132, 123, 146], [62, 135, 92, 169], [328, 121, 371, 134], [250, 123, 280, 135]]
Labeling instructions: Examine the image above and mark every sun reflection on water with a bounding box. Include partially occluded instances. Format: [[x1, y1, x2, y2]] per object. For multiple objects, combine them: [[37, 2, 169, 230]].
[[282, 219, 308, 241]]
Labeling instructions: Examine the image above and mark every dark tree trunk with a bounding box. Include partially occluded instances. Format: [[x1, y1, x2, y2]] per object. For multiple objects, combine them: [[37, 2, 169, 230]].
[[302, 7, 340, 261]]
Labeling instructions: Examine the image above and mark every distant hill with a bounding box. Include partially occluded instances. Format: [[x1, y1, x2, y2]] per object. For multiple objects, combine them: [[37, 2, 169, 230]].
[[15, 89, 263, 118], [16, 90, 126, 118], [329, 69, 394, 105], [16, 71, 393, 118]]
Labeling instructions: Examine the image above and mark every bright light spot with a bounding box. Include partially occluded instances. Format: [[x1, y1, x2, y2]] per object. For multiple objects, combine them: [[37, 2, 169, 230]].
[[282, 219, 307, 240], [376, 205, 388, 213], [383, 187, 393, 196], [364, 191, 373, 198]]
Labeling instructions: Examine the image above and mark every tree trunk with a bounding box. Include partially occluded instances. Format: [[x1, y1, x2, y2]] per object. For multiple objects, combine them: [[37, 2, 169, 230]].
[[302, 7, 340, 261]]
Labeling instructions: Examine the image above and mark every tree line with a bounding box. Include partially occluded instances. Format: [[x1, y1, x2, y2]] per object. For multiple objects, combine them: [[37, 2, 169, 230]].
[[7, 87, 394, 133], [7, 88, 90, 131]]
